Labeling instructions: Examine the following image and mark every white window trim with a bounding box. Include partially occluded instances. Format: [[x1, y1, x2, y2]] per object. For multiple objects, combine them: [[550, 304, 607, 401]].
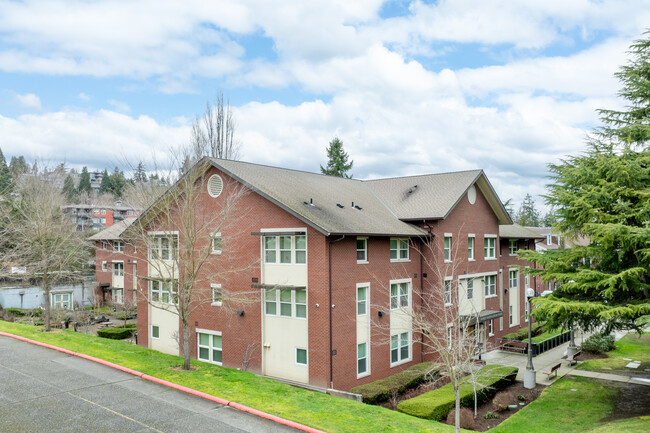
[[484, 235, 497, 260], [356, 237, 368, 264], [461, 277, 474, 300], [357, 342, 370, 378], [147, 231, 179, 262], [509, 239, 518, 256], [151, 325, 160, 339], [525, 301, 530, 322], [112, 260, 124, 277], [196, 328, 222, 365], [467, 234, 475, 261], [356, 282, 369, 316], [389, 237, 410, 262], [444, 277, 453, 306], [443, 233, 452, 263], [390, 331, 412, 367], [211, 232, 222, 255], [260, 228, 307, 265], [113, 241, 124, 252], [389, 278, 411, 310], [488, 320, 494, 336], [509, 269, 519, 289], [484, 274, 497, 298], [295, 347, 308, 366], [211, 283, 222, 306], [101, 261, 107, 272]]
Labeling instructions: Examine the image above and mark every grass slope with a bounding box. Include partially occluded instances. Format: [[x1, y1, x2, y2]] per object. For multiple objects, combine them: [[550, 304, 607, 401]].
[[579, 332, 650, 375], [0, 322, 452, 433]]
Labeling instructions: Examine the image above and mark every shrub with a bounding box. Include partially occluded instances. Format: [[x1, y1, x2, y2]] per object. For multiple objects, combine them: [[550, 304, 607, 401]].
[[445, 408, 475, 430], [484, 411, 500, 419], [492, 391, 514, 412], [5, 308, 42, 317], [517, 394, 526, 401], [97, 326, 134, 340], [115, 311, 136, 321], [503, 322, 546, 341], [582, 333, 615, 353], [351, 362, 440, 404], [397, 365, 518, 421]]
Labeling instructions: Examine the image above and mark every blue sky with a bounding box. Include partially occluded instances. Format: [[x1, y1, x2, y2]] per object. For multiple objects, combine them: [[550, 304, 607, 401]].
[[1, 0, 648, 212]]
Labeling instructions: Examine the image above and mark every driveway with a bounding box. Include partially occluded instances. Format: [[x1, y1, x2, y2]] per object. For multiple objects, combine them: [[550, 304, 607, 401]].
[[0, 336, 297, 433]]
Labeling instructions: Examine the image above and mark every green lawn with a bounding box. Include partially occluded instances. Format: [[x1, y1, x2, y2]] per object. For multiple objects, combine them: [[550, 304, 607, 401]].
[[531, 328, 567, 343], [0, 321, 451, 433], [492, 376, 650, 433], [579, 332, 650, 375]]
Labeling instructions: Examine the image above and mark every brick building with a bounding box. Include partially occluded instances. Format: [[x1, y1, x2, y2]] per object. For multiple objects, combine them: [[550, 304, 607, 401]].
[[92, 158, 543, 392]]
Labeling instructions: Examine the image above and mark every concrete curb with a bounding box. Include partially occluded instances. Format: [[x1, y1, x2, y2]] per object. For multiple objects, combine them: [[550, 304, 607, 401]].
[[0, 331, 326, 433]]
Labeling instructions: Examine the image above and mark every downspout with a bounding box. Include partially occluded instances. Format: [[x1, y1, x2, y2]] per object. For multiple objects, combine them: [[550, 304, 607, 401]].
[[419, 239, 425, 363], [328, 235, 345, 389]]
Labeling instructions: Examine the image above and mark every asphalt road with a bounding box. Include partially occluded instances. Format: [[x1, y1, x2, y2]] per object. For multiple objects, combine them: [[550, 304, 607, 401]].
[[0, 336, 298, 433]]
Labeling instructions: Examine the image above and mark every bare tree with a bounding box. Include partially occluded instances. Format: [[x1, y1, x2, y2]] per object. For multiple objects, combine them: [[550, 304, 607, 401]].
[[0, 176, 89, 331], [126, 157, 257, 369], [190, 92, 240, 163]]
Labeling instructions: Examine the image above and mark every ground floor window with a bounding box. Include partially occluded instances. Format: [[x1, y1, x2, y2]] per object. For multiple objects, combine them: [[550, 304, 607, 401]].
[[296, 348, 307, 365], [390, 332, 410, 364], [488, 320, 493, 336], [197, 332, 222, 364], [51, 292, 72, 309], [509, 305, 513, 325], [357, 343, 368, 375], [151, 325, 160, 339]]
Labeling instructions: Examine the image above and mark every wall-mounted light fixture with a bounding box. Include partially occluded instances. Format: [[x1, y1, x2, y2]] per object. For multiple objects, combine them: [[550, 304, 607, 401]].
[[236, 310, 245, 316], [378, 311, 386, 317]]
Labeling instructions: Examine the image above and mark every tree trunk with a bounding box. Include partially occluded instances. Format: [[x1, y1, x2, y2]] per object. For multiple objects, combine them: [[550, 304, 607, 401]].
[[182, 318, 191, 370], [455, 385, 461, 433], [44, 281, 51, 332]]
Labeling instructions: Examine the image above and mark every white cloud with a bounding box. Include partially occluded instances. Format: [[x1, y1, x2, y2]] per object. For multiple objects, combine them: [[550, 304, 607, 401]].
[[78, 92, 90, 101], [15, 93, 42, 109], [108, 100, 131, 113]]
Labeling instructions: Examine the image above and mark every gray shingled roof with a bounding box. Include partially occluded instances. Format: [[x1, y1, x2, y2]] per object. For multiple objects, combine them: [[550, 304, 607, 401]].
[[499, 223, 545, 239], [88, 218, 135, 241], [210, 159, 426, 236]]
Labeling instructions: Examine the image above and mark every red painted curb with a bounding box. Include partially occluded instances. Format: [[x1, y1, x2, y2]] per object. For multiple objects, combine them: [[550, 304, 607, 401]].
[[0, 331, 326, 433]]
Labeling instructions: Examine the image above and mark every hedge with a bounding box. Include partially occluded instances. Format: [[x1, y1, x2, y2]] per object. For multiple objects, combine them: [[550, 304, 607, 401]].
[[97, 326, 135, 340], [397, 364, 518, 421], [350, 362, 440, 404], [4, 308, 43, 317], [502, 322, 545, 341]]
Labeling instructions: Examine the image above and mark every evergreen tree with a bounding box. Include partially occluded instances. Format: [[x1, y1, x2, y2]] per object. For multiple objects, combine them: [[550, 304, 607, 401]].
[[78, 166, 92, 194], [9, 156, 29, 179], [320, 137, 353, 178], [515, 193, 541, 227], [99, 169, 113, 194], [62, 175, 78, 203], [134, 161, 148, 183], [0, 148, 12, 192], [110, 167, 126, 198], [521, 32, 650, 333]]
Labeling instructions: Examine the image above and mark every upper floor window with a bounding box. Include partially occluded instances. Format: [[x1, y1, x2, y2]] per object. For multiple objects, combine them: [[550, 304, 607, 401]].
[[357, 237, 367, 263], [113, 241, 124, 252], [150, 234, 178, 261], [444, 235, 452, 262], [211, 233, 222, 254], [509, 239, 517, 255], [466, 278, 474, 300], [484, 236, 496, 259], [357, 285, 368, 315], [468, 236, 475, 260], [211, 283, 222, 305], [101, 209, 106, 215], [102, 241, 108, 250], [390, 281, 410, 309], [264, 234, 306, 264], [509, 269, 518, 289], [390, 238, 409, 261], [444, 279, 452, 305], [101, 261, 107, 272], [484, 274, 496, 297], [113, 262, 124, 277], [150, 280, 177, 304], [265, 288, 307, 319]]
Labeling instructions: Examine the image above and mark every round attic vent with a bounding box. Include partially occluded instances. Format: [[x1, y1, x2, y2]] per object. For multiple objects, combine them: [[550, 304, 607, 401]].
[[467, 185, 476, 205], [207, 174, 223, 198]]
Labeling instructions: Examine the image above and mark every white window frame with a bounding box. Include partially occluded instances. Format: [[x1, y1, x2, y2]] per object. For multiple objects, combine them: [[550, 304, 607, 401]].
[[444, 234, 452, 262], [151, 325, 160, 339], [390, 238, 409, 262], [390, 279, 411, 310], [390, 332, 411, 366], [101, 209, 106, 215], [197, 329, 222, 365], [211, 232, 222, 255], [466, 278, 474, 300], [51, 292, 72, 309], [102, 241, 108, 250], [101, 261, 107, 272], [295, 289, 307, 319], [149, 280, 177, 304], [262, 232, 307, 265], [444, 278, 452, 306], [113, 241, 124, 252], [488, 320, 494, 336], [509, 239, 517, 256], [509, 305, 513, 326], [211, 283, 222, 306], [357, 342, 369, 377], [525, 300, 530, 322], [113, 261, 124, 277], [356, 237, 368, 263], [264, 289, 277, 315], [509, 269, 518, 289], [525, 268, 530, 288], [295, 347, 308, 366], [357, 284, 368, 316], [484, 235, 497, 260], [484, 274, 497, 297], [468, 234, 475, 261], [447, 325, 453, 349], [264, 288, 306, 319], [148, 232, 178, 261]]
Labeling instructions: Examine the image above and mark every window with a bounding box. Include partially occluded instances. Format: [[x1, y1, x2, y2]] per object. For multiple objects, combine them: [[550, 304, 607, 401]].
[[525, 270, 530, 288], [102, 241, 108, 250], [390, 281, 410, 309], [509, 239, 517, 255], [468, 236, 474, 260], [295, 235, 306, 264], [357, 286, 368, 315], [295, 289, 307, 318], [150, 234, 177, 261], [265, 289, 277, 315], [280, 290, 292, 316], [357, 343, 368, 375], [466, 278, 474, 300], [211, 233, 222, 254], [211, 283, 222, 305], [357, 238, 367, 262], [484, 275, 496, 297], [151, 325, 160, 339], [390, 238, 409, 261], [444, 279, 452, 305], [509, 305, 513, 325], [51, 292, 72, 309], [484, 237, 496, 259], [296, 348, 307, 365], [101, 261, 107, 272], [390, 332, 410, 364], [524, 300, 530, 322], [101, 209, 106, 215], [113, 262, 124, 277], [263, 234, 307, 264], [444, 235, 452, 262], [113, 241, 124, 252], [447, 326, 453, 349], [488, 320, 493, 336], [509, 270, 518, 289], [150, 280, 177, 304], [198, 332, 222, 364]]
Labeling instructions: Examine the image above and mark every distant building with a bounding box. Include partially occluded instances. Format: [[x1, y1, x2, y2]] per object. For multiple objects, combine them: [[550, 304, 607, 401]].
[[62, 204, 139, 231]]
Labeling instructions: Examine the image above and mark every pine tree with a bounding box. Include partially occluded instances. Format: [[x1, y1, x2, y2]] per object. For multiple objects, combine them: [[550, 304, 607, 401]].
[[320, 137, 353, 178], [62, 175, 78, 203], [134, 161, 148, 183], [515, 193, 540, 227], [99, 169, 113, 194], [0, 148, 12, 192], [9, 156, 29, 179], [78, 166, 92, 194], [110, 167, 126, 198], [521, 32, 650, 333]]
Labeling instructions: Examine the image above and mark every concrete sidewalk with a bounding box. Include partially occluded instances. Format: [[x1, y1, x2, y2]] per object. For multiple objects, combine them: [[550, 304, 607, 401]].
[[481, 329, 650, 387]]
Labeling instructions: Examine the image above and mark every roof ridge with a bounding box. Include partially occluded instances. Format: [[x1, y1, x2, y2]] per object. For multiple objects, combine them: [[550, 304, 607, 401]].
[[363, 168, 483, 182], [211, 158, 364, 182]]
